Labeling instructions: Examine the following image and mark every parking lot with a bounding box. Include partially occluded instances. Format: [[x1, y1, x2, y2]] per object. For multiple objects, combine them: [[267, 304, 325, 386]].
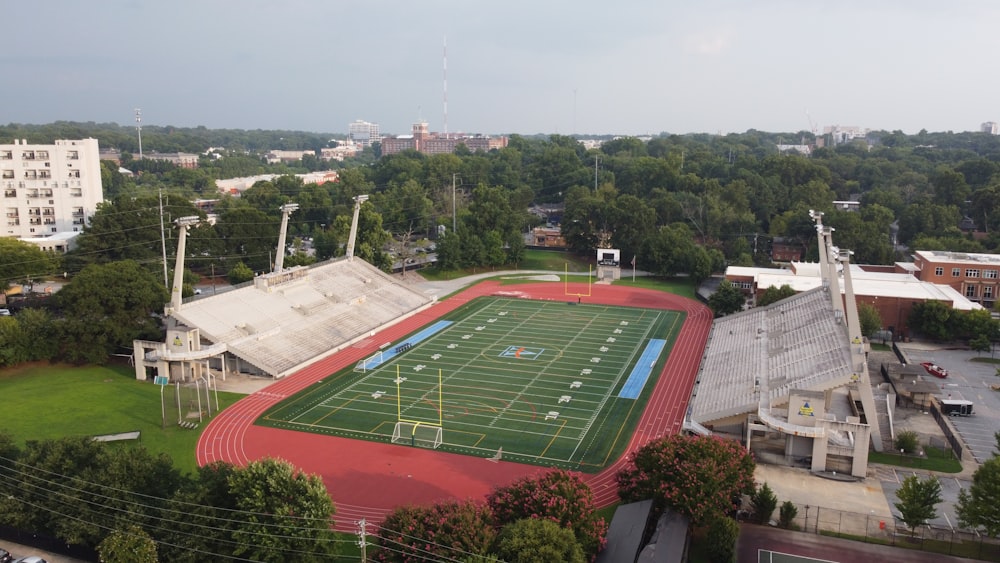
[[898, 345, 1000, 463], [877, 465, 968, 530]]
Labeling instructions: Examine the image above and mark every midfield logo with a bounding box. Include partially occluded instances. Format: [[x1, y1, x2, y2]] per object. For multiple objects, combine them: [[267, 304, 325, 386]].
[[499, 345, 545, 360]]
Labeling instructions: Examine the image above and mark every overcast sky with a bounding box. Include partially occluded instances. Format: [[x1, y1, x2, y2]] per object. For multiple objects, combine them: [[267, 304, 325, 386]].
[[4, 1, 999, 137]]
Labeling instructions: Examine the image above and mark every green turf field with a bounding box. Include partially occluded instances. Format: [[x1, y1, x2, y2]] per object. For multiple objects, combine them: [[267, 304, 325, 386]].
[[257, 296, 684, 471]]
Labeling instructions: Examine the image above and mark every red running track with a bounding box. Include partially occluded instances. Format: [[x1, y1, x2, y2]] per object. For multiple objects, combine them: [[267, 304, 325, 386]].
[[196, 281, 713, 531]]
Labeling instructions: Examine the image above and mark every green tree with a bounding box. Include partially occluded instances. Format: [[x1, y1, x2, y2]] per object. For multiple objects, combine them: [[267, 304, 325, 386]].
[[750, 482, 778, 525], [972, 334, 992, 356], [778, 501, 798, 529], [617, 434, 756, 526], [0, 238, 58, 294], [226, 458, 337, 562], [857, 302, 882, 338], [895, 430, 919, 454], [708, 280, 745, 317], [494, 518, 586, 563], [55, 260, 168, 364], [956, 456, 1000, 537], [487, 469, 607, 559], [908, 300, 954, 341], [226, 261, 254, 284], [215, 207, 279, 272], [894, 475, 942, 535], [374, 500, 496, 563], [705, 516, 739, 563], [757, 285, 796, 307], [97, 525, 158, 563]]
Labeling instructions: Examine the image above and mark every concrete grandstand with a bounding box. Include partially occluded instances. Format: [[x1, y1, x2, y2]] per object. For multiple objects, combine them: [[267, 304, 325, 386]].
[[133, 196, 433, 382], [688, 211, 885, 478]]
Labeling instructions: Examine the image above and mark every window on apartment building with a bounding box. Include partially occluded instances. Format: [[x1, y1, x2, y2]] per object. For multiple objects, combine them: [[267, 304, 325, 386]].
[[934, 267, 943, 276], [966, 269, 980, 278], [986, 270, 998, 279], [741, 282, 753, 289], [966, 285, 978, 298], [952, 268, 961, 277], [984, 286, 994, 299]]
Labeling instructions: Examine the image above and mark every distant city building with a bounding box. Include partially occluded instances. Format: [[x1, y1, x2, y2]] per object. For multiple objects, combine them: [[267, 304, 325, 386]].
[[1, 138, 103, 250], [265, 150, 314, 164], [320, 145, 360, 161], [381, 121, 508, 156], [142, 152, 199, 168], [981, 121, 999, 135], [776, 144, 811, 155], [348, 120, 381, 148], [823, 125, 869, 146], [215, 171, 339, 196]]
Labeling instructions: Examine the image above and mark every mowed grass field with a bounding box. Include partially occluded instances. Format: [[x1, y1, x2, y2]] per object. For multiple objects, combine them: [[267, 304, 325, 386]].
[[258, 296, 684, 471], [0, 363, 245, 474]]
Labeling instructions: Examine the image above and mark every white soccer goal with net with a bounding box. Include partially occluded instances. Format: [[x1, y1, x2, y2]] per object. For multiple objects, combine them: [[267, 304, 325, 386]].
[[391, 421, 443, 449], [354, 350, 383, 373]]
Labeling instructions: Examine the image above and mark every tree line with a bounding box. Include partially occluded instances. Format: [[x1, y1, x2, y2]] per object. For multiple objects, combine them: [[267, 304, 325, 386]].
[[0, 431, 758, 562]]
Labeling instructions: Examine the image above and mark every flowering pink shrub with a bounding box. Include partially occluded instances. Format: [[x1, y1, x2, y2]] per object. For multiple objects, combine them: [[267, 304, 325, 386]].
[[616, 434, 755, 526], [374, 500, 495, 562], [486, 469, 607, 559]]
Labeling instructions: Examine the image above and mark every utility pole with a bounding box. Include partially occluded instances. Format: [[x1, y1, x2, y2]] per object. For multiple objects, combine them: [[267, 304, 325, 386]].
[[357, 519, 368, 562], [452, 173, 460, 233], [159, 188, 168, 289]]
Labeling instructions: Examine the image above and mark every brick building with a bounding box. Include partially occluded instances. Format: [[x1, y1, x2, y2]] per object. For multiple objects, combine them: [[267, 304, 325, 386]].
[[905, 250, 1000, 309], [381, 121, 507, 156]]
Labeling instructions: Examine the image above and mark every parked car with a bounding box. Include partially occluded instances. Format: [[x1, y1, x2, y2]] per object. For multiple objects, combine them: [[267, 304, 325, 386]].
[[0, 547, 13, 563], [920, 362, 948, 378], [0, 308, 11, 316], [13, 557, 48, 563]]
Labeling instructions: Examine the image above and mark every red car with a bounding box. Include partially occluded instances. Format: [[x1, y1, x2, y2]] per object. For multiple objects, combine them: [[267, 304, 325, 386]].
[[920, 362, 948, 379]]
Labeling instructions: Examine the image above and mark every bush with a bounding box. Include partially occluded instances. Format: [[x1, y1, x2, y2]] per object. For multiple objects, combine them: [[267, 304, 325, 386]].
[[778, 501, 798, 529], [750, 482, 777, 525], [895, 430, 919, 454], [705, 516, 739, 563]]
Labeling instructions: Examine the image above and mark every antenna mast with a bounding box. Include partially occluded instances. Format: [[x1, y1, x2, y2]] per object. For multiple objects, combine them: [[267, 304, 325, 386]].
[[135, 108, 143, 159], [443, 36, 448, 137]]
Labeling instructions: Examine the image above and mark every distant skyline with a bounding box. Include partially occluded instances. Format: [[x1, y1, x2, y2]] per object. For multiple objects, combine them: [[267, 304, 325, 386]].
[[4, 1, 1000, 137]]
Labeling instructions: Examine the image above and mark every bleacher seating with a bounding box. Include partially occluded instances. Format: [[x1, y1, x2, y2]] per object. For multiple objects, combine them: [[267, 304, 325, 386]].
[[691, 287, 854, 425], [172, 258, 433, 378]]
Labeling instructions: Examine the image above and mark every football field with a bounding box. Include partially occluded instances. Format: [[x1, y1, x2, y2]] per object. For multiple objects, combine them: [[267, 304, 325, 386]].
[[257, 296, 684, 470]]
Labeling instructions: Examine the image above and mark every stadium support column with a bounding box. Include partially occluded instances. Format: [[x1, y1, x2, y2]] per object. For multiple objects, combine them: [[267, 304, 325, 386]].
[[274, 203, 299, 273], [841, 249, 884, 451], [345, 194, 370, 261], [166, 216, 201, 316]]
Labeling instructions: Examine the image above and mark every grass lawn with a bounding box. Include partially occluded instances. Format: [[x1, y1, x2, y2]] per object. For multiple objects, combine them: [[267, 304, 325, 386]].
[[613, 276, 698, 299], [868, 445, 963, 473], [419, 249, 593, 281], [0, 362, 244, 475], [969, 356, 1000, 365]]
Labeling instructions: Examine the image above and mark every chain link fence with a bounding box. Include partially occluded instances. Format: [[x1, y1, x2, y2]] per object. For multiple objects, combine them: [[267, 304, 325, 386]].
[[771, 501, 1000, 561]]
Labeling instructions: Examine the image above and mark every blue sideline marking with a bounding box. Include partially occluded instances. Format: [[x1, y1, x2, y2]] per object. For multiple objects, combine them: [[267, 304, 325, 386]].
[[361, 321, 453, 370], [617, 339, 666, 399]]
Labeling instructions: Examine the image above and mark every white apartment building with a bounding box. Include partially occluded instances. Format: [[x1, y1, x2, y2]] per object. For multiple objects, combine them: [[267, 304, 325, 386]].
[[981, 121, 999, 135], [1, 138, 103, 248], [348, 120, 380, 148]]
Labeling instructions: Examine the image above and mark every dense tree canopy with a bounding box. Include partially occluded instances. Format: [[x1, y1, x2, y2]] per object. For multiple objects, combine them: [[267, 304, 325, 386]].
[[616, 434, 756, 526]]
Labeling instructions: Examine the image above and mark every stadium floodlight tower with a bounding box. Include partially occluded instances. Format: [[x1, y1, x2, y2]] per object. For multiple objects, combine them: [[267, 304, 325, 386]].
[[345, 194, 370, 260], [166, 216, 201, 316], [273, 202, 299, 273]]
